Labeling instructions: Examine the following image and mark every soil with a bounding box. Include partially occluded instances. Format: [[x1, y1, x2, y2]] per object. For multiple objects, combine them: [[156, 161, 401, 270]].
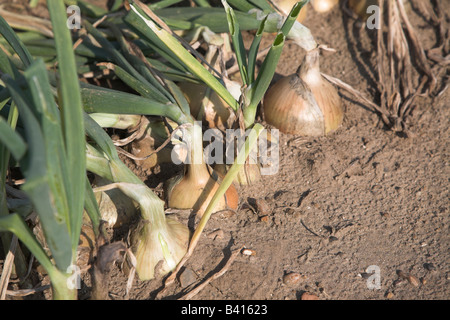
[[1, 1, 449, 301]]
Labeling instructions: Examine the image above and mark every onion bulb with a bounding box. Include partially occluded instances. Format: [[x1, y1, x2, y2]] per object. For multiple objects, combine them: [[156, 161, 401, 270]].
[[215, 162, 262, 186], [310, 0, 339, 13], [178, 82, 236, 131], [235, 163, 262, 185], [165, 123, 239, 217], [263, 48, 344, 136], [112, 183, 190, 281], [86, 144, 189, 281], [132, 215, 189, 280], [272, 0, 309, 23], [93, 175, 138, 228]]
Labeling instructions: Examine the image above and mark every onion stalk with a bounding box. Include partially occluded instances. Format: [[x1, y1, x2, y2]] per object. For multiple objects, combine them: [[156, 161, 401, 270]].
[[89, 113, 141, 130], [249, 5, 317, 52], [272, 0, 309, 23]]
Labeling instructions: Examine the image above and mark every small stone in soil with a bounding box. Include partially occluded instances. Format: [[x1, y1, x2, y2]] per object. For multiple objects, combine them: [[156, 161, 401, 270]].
[[282, 272, 305, 286], [219, 210, 236, 218]]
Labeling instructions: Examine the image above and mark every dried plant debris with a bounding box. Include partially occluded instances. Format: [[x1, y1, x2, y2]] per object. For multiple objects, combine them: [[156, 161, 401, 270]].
[[334, 0, 449, 136], [397, 270, 421, 287]]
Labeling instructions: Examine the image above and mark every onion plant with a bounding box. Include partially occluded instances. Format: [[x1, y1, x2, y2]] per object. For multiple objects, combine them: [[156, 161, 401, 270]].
[[84, 113, 190, 281], [78, 0, 242, 228], [0, 0, 314, 297], [0, 1, 92, 300]]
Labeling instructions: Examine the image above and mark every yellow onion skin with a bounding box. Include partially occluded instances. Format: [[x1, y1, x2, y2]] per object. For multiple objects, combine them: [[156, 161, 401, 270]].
[[311, 0, 339, 13], [166, 167, 239, 217], [132, 216, 189, 281], [215, 162, 262, 186], [178, 82, 234, 131], [237, 163, 262, 185], [272, 0, 309, 23], [263, 48, 343, 136], [165, 123, 239, 217]]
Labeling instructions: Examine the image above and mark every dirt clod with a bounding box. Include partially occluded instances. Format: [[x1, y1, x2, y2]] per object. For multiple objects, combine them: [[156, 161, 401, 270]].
[[178, 268, 197, 289]]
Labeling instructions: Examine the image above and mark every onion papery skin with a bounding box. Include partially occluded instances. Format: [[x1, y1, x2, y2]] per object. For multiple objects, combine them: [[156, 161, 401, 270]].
[[131, 135, 173, 172], [215, 162, 262, 186], [178, 82, 235, 131], [165, 123, 239, 217], [130, 118, 173, 172], [132, 216, 189, 281], [166, 165, 239, 217], [263, 49, 343, 136]]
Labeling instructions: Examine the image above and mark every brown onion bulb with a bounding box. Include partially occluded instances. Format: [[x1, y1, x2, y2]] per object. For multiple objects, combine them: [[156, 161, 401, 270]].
[[166, 164, 239, 217], [310, 0, 339, 13], [214, 162, 262, 186], [178, 82, 236, 131], [272, 0, 309, 23], [263, 48, 343, 136], [165, 124, 239, 217]]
